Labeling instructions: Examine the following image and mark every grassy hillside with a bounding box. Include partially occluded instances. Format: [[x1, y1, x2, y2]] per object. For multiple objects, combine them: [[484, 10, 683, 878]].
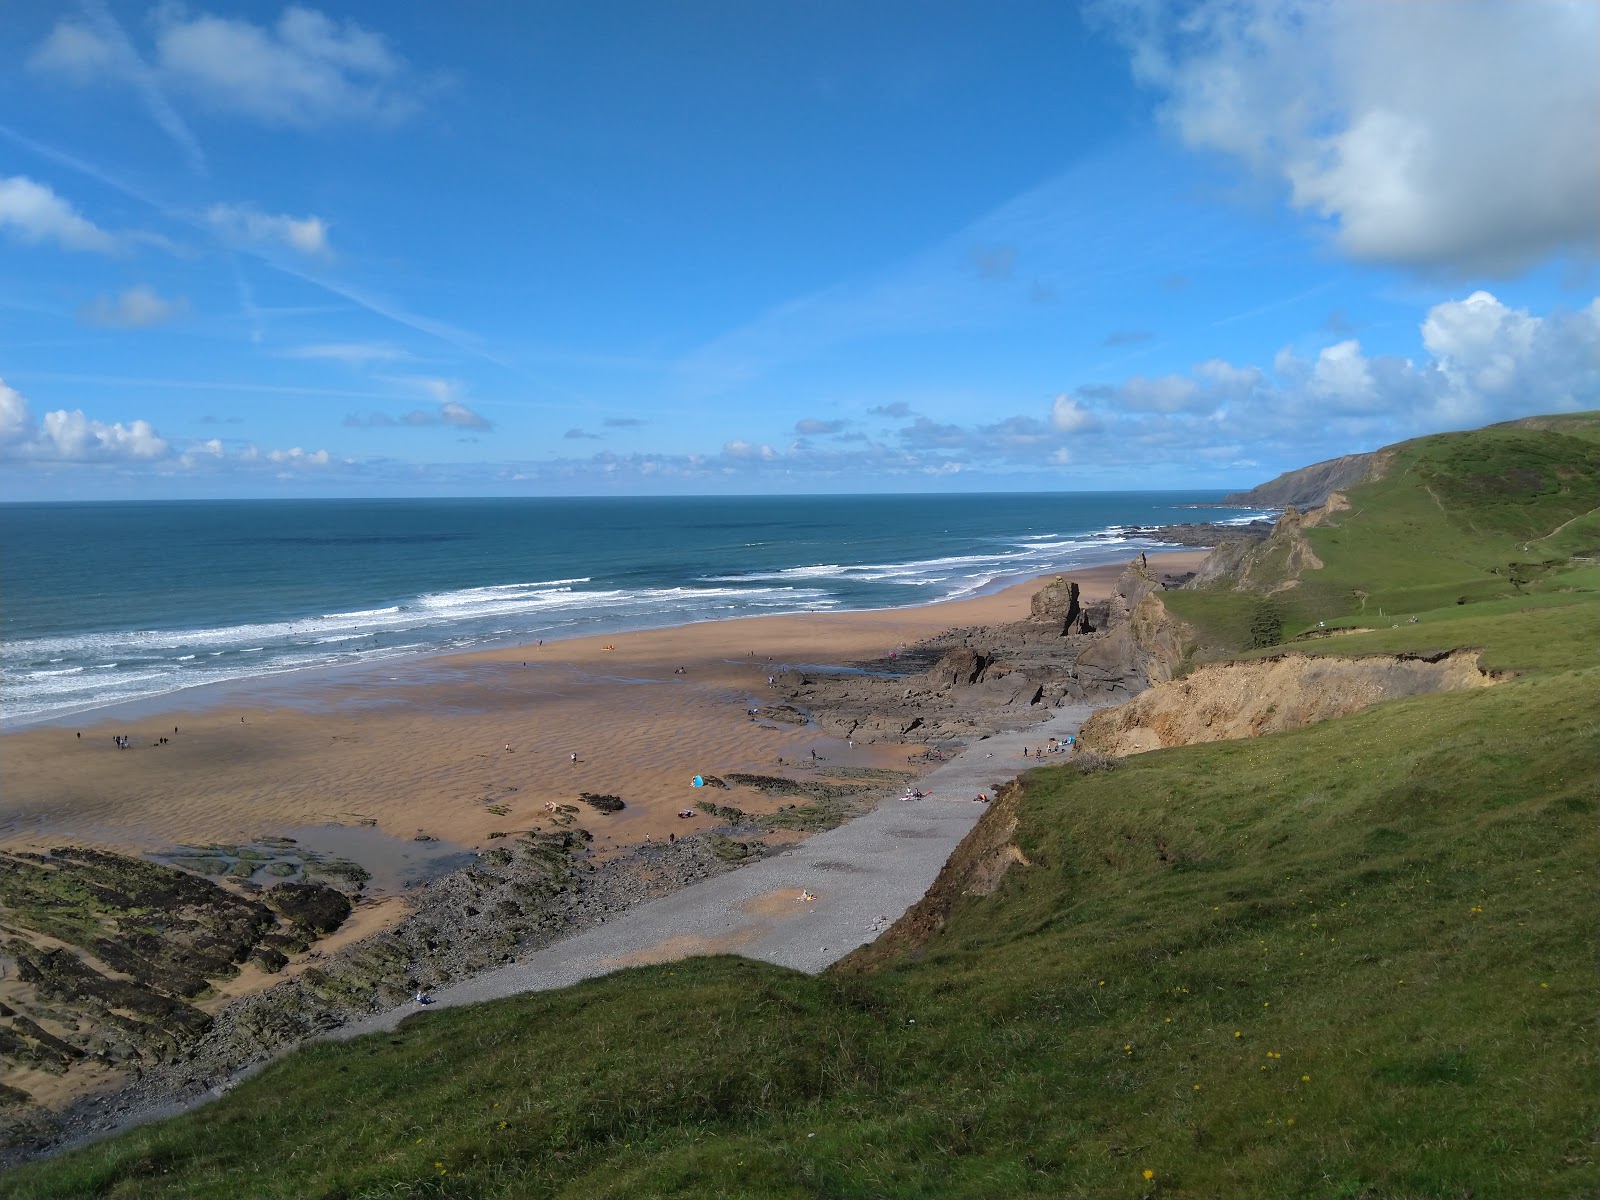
[[1164, 419, 1600, 655], [8, 636, 1595, 1199], [8, 417, 1598, 1200]]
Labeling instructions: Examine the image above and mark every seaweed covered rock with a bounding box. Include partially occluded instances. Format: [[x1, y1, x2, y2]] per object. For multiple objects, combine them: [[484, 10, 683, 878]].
[[266, 883, 352, 936]]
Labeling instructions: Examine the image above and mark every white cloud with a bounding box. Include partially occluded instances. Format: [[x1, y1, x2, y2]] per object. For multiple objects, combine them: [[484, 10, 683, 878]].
[[1094, 0, 1600, 273], [1084, 373, 1210, 414], [80, 285, 186, 328], [29, 4, 208, 174], [723, 439, 777, 460], [0, 176, 117, 253], [284, 342, 409, 366], [1066, 290, 1600, 453], [207, 203, 330, 256], [31, 5, 419, 130], [344, 396, 493, 431], [265, 446, 332, 466], [1050, 394, 1098, 433], [0, 376, 169, 462], [29, 21, 118, 77], [155, 5, 415, 127]]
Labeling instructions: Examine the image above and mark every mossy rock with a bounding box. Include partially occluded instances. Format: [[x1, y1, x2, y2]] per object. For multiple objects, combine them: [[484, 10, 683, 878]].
[[171, 857, 230, 876]]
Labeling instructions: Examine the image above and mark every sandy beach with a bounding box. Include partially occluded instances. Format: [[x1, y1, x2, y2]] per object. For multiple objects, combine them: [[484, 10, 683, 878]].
[[0, 553, 1204, 871]]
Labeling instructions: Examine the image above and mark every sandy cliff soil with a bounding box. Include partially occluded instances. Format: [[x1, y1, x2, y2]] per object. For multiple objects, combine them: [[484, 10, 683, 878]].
[[1078, 650, 1499, 756]]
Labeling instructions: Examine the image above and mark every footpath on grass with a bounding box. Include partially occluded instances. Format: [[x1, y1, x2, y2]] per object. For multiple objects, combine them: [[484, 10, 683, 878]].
[[333, 702, 1102, 1039]]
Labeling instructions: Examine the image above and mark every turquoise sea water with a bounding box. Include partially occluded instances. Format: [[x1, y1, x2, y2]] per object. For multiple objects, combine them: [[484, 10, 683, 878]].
[[0, 494, 1266, 725]]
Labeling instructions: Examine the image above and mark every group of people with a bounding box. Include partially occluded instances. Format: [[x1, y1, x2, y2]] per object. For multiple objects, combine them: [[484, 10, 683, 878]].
[[1023, 735, 1076, 759]]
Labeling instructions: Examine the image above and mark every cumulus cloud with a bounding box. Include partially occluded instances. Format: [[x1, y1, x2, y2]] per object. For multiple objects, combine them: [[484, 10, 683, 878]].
[[868, 401, 914, 419], [1094, 0, 1600, 273], [1066, 291, 1600, 453], [564, 427, 600, 440], [602, 416, 645, 428], [79, 285, 186, 328], [31, 5, 420, 129], [0, 376, 168, 462], [207, 203, 330, 256], [0, 176, 118, 253], [1050, 394, 1099, 433]]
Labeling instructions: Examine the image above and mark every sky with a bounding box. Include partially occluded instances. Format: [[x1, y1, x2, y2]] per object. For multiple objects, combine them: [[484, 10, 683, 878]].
[[0, 0, 1596, 500]]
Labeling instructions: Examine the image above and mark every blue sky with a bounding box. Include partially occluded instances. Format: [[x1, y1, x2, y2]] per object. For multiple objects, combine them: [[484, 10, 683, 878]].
[[1, 1, 1596, 499]]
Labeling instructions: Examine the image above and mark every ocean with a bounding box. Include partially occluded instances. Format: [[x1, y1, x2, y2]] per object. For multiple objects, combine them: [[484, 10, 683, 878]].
[[0, 493, 1267, 726]]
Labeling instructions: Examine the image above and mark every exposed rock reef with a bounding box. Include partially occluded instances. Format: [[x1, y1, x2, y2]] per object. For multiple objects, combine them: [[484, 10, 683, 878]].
[[1221, 451, 1378, 509], [1078, 650, 1499, 756], [757, 559, 1197, 745], [1114, 519, 1273, 546], [0, 848, 354, 1119], [0, 765, 905, 1162]]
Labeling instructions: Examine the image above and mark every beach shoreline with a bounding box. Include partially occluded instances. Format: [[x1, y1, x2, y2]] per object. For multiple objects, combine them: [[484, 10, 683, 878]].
[[0, 551, 1206, 868], [0, 549, 1204, 1159]]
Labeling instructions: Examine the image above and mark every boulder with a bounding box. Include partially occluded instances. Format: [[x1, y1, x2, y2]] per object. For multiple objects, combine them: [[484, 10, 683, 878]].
[[922, 647, 994, 689], [1029, 577, 1081, 633]]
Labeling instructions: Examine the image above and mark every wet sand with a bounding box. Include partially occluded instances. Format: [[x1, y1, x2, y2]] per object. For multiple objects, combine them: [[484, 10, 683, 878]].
[[0, 553, 1205, 875]]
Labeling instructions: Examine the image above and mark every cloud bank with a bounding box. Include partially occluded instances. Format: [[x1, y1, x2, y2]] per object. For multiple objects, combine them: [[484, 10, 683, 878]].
[[1093, 0, 1600, 273]]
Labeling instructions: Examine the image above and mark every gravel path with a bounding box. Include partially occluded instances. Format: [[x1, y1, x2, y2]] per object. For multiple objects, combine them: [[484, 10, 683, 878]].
[[333, 703, 1101, 1040]]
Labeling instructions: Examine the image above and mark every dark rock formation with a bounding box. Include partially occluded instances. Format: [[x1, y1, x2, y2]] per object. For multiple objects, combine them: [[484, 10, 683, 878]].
[[1114, 520, 1274, 546], [266, 883, 353, 936], [767, 557, 1196, 746]]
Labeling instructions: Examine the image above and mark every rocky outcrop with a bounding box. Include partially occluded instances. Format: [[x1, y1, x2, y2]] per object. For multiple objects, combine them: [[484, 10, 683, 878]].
[[1188, 500, 1333, 593], [1071, 562, 1193, 695], [1079, 650, 1499, 756], [0, 847, 351, 1118], [1028, 577, 1087, 634], [2, 825, 777, 1166], [782, 559, 1197, 745], [1113, 520, 1273, 546]]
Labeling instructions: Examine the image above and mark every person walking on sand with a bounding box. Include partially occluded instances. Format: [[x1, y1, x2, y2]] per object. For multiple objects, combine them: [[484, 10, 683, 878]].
[[570, 751, 578, 764]]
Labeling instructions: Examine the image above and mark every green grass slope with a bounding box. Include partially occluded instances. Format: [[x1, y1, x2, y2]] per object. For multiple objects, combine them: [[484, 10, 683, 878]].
[[1164, 419, 1600, 654], [8, 628, 1597, 1198], [8, 417, 1598, 1200]]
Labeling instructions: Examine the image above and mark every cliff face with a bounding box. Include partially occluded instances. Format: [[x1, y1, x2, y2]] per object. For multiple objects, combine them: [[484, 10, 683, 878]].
[[1078, 650, 1498, 756], [1222, 451, 1376, 509], [1187, 492, 1350, 593]]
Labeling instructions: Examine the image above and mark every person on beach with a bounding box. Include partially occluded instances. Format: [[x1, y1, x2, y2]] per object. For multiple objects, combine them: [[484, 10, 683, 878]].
[[570, 752, 578, 764]]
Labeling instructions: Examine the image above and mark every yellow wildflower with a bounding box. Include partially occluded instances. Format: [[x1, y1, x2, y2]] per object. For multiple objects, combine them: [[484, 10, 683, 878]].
[[1143, 1168, 1155, 1180]]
